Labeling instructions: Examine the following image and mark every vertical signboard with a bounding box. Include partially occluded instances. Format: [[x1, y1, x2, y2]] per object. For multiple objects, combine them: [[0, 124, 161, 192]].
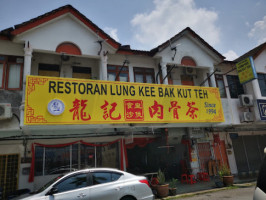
[[236, 56, 257, 84]]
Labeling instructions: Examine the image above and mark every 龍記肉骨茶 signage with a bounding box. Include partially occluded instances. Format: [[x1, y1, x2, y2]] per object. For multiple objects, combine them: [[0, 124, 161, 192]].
[[24, 76, 224, 125]]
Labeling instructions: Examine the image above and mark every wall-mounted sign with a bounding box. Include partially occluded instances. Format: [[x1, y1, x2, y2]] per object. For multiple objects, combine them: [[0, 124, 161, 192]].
[[236, 56, 257, 84], [257, 99, 266, 120], [24, 76, 224, 125]]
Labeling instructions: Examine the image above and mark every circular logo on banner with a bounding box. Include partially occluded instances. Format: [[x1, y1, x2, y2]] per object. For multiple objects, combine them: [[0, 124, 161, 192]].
[[47, 99, 65, 116]]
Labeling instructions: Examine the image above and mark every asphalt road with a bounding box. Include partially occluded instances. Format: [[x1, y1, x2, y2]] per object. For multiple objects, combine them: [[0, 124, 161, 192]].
[[175, 186, 255, 200]]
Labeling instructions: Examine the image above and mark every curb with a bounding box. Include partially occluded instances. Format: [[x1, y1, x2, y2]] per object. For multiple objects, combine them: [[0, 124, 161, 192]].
[[156, 182, 256, 200]]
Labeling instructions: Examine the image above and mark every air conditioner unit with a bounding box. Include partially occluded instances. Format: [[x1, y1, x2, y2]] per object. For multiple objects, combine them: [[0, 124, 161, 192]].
[[241, 112, 254, 122], [239, 94, 253, 107], [185, 67, 196, 75], [0, 103, 12, 120]]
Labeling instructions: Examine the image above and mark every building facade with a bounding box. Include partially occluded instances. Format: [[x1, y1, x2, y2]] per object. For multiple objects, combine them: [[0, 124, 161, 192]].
[[0, 4, 265, 198]]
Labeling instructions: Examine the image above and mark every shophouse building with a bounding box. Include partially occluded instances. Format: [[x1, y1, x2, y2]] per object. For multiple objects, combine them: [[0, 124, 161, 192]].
[[0, 4, 265, 198]]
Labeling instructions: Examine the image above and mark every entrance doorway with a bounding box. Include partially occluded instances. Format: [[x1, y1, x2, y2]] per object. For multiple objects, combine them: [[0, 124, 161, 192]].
[[197, 143, 212, 172], [0, 154, 20, 199], [181, 75, 194, 86]]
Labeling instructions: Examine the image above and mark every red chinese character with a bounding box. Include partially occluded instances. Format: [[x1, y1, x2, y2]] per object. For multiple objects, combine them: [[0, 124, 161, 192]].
[[69, 99, 91, 121], [124, 100, 144, 121], [100, 100, 121, 120], [80, 100, 91, 121], [169, 101, 181, 119], [149, 100, 164, 119], [186, 101, 199, 119]]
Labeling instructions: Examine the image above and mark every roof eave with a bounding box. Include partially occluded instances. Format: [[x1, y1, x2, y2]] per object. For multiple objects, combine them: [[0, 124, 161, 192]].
[[8, 5, 121, 49]]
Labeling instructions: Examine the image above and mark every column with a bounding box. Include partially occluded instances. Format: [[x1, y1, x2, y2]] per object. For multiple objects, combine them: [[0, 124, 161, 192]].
[[100, 52, 108, 80], [161, 61, 168, 85], [20, 41, 33, 127], [250, 79, 261, 99], [209, 68, 216, 87]]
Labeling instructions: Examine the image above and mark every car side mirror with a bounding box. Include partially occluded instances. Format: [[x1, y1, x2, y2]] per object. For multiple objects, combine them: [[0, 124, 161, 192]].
[[46, 187, 58, 196]]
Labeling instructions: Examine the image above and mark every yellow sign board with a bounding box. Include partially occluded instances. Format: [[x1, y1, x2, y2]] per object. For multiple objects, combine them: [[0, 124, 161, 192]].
[[236, 56, 257, 84], [24, 76, 224, 125]]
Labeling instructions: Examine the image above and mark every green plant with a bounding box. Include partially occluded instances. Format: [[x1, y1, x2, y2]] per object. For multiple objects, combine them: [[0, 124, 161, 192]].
[[218, 164, 231, 177], [169, 178, 178, 188], [157, 169, 166, 185]]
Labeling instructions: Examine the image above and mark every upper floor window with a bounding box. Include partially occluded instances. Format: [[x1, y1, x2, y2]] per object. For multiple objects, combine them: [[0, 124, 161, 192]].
[[181, 75, 194, 86], [258, 73, 266, 97], [226, 75, 244, 98], [56, 42, 82, 55], [0, 55, 23, 90], [215, 74, 226, 98], [72, 66, 91, 79], [38, 63, 60, 77], [181, 56, 196, 66], [134, 67, 155, 83], [107, 65, 129, 82]]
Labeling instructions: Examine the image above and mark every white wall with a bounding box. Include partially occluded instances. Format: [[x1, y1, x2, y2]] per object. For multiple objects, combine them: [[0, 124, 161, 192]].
[[0, 40, 24, 56], [156, 36, 219, 68], [254, 50, 266, 72], [15, 15, 115, 57]]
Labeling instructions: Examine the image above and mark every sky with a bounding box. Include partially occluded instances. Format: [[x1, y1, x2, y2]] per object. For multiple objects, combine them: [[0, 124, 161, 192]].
[[0, 0, 266, 61]]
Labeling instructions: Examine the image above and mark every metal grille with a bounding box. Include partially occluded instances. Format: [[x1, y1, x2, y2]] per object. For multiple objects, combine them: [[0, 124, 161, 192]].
[[0, 154, 19, 200], [232, 135, 266, 174], [197, 143, 212, 172]]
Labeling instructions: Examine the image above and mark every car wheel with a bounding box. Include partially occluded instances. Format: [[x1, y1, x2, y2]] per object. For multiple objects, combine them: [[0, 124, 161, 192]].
[[121, 196, 136, 200]]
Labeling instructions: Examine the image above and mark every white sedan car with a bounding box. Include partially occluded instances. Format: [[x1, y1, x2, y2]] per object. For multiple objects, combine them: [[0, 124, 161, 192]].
[[20, 168, 154, 200]]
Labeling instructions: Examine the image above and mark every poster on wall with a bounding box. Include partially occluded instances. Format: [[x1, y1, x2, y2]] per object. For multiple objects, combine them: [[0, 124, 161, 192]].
[[24, 75, 224, 125]]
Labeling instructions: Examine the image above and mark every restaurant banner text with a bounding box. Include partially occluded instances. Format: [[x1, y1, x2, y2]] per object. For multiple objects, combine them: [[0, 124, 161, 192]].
[[24, 76, 224, 125]]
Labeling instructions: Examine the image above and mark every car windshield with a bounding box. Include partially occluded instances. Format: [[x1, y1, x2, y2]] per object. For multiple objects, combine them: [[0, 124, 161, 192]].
[[33, 175, 63, 194]]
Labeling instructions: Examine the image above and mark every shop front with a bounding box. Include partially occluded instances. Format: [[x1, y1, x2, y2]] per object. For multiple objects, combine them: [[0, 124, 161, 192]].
[[230, 133, 266, 177], [22, 75, 224, 190]]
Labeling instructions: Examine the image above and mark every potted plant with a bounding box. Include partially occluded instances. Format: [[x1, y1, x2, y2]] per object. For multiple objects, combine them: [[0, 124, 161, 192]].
[[218, 164, 234, 186], [168, 178, 178, 196], [155, 169, 169, 198]]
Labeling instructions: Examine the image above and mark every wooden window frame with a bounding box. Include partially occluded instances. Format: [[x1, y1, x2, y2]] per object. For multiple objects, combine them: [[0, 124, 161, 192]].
[[107, 65, 129, 82], [215, 74, 227, 98], [0, 55, 24, 90], [5, 62, 23, 90], [72, 66, 92, 79], [133, 67, 155, 83], [38, 63, 60, 77], [0, 59, 6, 89], [258, 73, 266, 97], [226, 75, 244, 98]]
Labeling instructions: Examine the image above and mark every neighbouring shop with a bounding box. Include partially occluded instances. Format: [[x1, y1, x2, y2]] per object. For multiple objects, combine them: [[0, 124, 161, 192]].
[[231, 134, 266, 177]]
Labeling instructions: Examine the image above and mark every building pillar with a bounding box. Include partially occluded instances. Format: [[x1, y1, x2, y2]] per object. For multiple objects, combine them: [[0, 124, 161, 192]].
[[161, 61, 168, 85], [20, 41, 33, 127], [251, 79, 261, 99], [100, 52, 108, 80], [209, 68, 216, 87]]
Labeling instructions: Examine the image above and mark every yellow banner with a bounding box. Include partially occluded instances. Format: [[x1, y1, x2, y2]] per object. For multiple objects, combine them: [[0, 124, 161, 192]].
[[24, 76, 224, 125]]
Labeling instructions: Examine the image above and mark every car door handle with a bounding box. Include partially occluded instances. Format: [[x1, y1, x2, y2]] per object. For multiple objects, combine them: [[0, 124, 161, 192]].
[[115, 186, 122, 191], [77, 193, 86, 198]]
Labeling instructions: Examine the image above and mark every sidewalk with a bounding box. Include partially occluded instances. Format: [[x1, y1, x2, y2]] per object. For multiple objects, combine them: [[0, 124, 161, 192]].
[[155, 176, 257, 200]]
